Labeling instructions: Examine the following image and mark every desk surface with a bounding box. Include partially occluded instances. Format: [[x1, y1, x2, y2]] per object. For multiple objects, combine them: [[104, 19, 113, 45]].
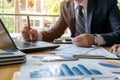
[[0, 64, 20, 80], [0, 51, 46, 80]]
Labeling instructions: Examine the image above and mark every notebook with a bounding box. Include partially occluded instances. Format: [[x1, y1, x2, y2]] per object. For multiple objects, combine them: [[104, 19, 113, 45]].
[[0, 19, 59, 53]]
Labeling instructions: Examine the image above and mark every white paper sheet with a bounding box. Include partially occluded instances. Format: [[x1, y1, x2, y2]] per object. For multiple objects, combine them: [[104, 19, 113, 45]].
[[19, 55, 120, 80], [48, 44, 118, 59], [48, 44, 96, 55]]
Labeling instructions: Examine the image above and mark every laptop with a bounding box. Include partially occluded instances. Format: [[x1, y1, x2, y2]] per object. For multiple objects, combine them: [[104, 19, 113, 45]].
[[0, 19, 59, 53]]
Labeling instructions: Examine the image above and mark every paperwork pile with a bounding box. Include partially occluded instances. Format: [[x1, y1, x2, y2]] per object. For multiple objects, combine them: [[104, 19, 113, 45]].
[[0, 50, 26, 65]]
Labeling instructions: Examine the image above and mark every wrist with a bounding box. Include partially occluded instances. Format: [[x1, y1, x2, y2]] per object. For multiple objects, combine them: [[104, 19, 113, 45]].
[[93, 34, 98, 46]]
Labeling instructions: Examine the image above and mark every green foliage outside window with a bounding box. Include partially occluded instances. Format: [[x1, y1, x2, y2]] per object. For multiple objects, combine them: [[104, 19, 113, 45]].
[[118, 3, 120, 9], [45, 0, 63, 15], [45, 0, 63, 23], [0, 1, 14, 33]]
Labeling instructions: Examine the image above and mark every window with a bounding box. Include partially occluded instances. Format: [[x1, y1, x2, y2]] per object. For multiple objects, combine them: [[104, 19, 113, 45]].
[[0, 0, 61, 33], [35, 20, 40, 27]]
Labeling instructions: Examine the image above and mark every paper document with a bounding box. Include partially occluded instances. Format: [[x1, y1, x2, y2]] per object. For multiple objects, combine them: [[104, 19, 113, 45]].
[[19, 55, 120, 80], [49, 44, 96, 55], [48, 44, 118, 59], [87, 47, 118, 59]]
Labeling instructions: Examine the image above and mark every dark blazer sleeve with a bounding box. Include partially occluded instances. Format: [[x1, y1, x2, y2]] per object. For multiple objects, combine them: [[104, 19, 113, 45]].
[[41, 1, 68, 42], [101, 0, 120, 46]]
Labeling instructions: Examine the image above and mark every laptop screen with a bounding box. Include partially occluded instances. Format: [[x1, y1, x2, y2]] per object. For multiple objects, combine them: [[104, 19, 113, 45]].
[[0, 19, 17, 50]]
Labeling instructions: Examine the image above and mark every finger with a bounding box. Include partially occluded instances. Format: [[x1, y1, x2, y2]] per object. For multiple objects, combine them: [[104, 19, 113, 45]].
[[73, 36, 83, 42], [22, 26, 31, 37], [73, 38, 85, 47], [29, 29, 38, 41], [109, 46, 114, 52], [22, 32, 29, 41], [22, 30, 33, 41], [31, 30, 37, 41], [117, 53, 120, 57], [117, 47, 120, 53], [74, 34, 94, 47], [22, 30, 27, 36], [23, 35, 30, 41], [110, 44, 119, 52], [72, 37, 81, 45]]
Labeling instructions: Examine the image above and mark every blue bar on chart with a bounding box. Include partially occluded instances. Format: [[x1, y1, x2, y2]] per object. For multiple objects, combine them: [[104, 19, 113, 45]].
[[57, 68, 65, 76], [61, 64, 74, 76], [90, 69, 102, 75], [71, 67, 84, 76], [30, 68, 52, 78], [77, 64, 93, 75]]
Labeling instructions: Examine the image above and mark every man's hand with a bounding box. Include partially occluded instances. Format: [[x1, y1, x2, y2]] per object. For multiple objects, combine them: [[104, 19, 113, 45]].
[[22, 26, 39, 41], [72, 34, 94, 47], [110, 44, 120, 57]]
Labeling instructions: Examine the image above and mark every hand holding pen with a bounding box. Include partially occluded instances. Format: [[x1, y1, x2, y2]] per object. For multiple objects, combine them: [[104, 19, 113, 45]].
[[109, 44, 120, 57], [22, 16, 39, 42]]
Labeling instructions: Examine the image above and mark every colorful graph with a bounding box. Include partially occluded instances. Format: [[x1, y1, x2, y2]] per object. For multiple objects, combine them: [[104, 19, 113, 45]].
[[30, 64, 102, 78], [99, 60, 120, 68]]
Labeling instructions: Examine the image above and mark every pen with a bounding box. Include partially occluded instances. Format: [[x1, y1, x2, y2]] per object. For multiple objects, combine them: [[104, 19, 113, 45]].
[[73, 54, 120, 60], [112, 71, 120, 74], [73, 55, 105, 59], [29, 34, 33, 41], [27, 16, 30, 29], [27, 16, 33, 41]]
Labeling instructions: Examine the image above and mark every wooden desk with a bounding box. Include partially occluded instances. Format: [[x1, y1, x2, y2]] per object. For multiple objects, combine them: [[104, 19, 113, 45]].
[[0, 64, 20, 80], [0, 51, 46, 80]]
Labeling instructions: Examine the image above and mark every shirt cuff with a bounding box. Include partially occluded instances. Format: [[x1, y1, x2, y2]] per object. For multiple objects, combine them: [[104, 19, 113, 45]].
[[37, 31, 42, 41], [97, 34, 106, 46]]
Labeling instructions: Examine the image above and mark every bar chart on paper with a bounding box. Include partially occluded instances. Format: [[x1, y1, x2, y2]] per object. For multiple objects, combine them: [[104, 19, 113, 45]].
[[19, 57, 120, 80], [30, 64, 102, 79]]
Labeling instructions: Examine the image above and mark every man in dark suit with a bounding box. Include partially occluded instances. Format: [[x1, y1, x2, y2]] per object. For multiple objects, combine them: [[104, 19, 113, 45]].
[[22, 0, 120, 47]]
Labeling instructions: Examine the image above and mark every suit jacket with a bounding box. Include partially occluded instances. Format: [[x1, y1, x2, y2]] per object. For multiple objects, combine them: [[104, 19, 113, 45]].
[[41, 0, 120, 46]]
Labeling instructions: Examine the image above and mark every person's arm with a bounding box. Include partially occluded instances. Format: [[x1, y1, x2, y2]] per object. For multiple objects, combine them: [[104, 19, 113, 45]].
[[22, 17, 67, 42], [41, 1, 68, 42], [101, 0, 120, 46], [41, 17, 67, 42], [72, 0, 120, 47], [22, 1, 68, 42]]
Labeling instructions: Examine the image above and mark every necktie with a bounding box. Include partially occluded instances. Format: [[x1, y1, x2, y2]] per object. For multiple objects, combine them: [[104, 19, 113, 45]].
[[75, 5, 85, 36]]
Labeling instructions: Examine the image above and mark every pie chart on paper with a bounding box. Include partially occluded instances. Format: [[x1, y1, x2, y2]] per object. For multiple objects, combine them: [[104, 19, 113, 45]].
[[99, 60, 120, 68]]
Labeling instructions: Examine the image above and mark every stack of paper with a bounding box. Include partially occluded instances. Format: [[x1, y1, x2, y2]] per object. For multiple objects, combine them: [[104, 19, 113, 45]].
[[0, 50, 26, 65]]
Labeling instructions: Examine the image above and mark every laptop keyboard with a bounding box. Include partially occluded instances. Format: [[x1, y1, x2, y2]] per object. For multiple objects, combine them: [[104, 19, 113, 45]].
[[14, 40, 38, 48], [14, 40, 56, 48], [35, 41, 56, 47]]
